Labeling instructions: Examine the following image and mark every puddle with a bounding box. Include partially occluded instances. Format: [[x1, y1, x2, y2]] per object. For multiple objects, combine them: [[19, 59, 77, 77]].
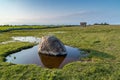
[[6, 45, 82, 69], [12, 36, 40, 43], [0, 41, 16, 44], [48, 31, 66, 34], [5, 36, 86, 69], [0, 36, 40, 44]]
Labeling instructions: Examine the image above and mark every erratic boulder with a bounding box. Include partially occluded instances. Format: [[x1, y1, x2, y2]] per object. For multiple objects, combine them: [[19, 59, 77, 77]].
[[38, 36, 67, 56]]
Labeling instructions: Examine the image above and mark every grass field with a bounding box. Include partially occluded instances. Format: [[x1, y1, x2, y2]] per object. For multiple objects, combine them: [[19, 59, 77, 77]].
[[0, 25, 51, 32], [0, 25, 120, 80]]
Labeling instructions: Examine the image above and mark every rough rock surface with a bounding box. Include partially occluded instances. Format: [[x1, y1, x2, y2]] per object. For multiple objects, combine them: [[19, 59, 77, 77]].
[[38, 36, 67, 56]]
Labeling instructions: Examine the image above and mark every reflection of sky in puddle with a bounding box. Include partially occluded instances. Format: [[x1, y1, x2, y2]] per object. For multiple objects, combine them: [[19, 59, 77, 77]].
[[12, 36, 40, 43], [0, 41, 15, 44], [48, 31, 66, 34], [6, 45, 82, 69], [0, 36, 40, 44]]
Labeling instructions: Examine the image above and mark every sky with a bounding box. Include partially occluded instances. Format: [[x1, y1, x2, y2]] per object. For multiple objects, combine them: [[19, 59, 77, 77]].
[[0, 0, 120, 25]]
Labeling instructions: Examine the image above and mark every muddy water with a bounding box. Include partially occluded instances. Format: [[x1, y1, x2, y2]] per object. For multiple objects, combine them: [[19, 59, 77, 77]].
[[6, 45, 81, 69]]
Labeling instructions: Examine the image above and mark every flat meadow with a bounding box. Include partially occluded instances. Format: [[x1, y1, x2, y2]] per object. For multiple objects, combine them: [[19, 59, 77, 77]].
[[0, 25, 120, 80]]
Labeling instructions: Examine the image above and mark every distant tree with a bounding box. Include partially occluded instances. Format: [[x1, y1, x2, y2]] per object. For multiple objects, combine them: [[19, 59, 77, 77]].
[[103, 22, 109, 25], [94, 23, 99, 25], [3, 24, 10, 27], [94, 22, 109, 25]]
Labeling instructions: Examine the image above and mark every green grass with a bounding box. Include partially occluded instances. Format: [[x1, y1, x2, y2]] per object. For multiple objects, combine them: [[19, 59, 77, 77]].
[[0, 42, 35, 62], [0, 25, 120, 80], [0, 25, 50, 32]]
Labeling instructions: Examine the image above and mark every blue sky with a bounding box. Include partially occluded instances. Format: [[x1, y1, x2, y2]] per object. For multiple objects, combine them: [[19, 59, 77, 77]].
[[0, 0, 120, 25]]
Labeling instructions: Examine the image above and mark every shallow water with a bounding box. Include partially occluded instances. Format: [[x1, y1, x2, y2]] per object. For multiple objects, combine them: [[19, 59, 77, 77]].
[[0, 36, 40, 44], [48, 31, 66, 34], [0, 41, 15, 44], [6, 45, 81, 68], [12, 36, 40, 43], [6, 36, 84, 68]]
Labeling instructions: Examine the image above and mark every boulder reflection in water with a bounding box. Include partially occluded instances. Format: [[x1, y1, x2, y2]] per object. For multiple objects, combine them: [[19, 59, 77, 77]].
[[39, 53, 66, 68]]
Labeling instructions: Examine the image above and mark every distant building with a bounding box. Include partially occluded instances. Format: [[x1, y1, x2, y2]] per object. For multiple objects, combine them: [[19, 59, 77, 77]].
[[80, 22, 87, 27]]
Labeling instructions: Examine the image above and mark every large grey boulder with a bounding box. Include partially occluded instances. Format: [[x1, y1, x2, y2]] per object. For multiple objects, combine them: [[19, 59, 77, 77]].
[[38, 36, 67, 56]]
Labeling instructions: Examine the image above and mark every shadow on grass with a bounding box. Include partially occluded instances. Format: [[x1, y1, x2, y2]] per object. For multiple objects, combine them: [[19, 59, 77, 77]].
[[81, 49, 116, 61]]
